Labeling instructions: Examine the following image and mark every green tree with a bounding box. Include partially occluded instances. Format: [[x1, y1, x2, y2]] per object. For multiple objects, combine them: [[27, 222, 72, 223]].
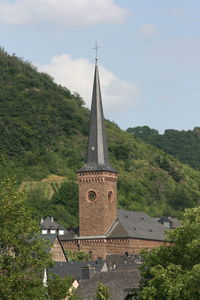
[[47, 274, 80, 300], [52, 181, 79, 217], [0, 178, 52, 299], [65, 250, 92, 262], [128, 126, 200, 170], [127, 126, 159, 138], [0, 178, 75, 300], [26, 184, 50, 218], [140, 206, 200, 299], [95, 282, 110, 300]]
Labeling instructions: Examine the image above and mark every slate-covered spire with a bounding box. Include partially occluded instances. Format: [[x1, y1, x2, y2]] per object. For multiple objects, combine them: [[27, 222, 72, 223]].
[[78, 60, 117, 173]]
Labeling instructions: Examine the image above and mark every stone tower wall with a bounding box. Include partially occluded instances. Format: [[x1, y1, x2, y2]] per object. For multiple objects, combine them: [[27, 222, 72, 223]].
[[77, 171, 118, 237]]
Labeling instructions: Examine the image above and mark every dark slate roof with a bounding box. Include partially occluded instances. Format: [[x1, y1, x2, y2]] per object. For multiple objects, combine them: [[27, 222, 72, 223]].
[[106, 254, 142, 272], [40, 216, 77, 238], [76, 270, 140, 300], [78, 63, 117, 173], [28, 234, 58, 255], [48, 260, 105, 280], [59, 229, 78, 240], [107, 209, 167, 241], [41, 216, 60, 230], [28, 234, 57, 244], [60, 210, 167, 242], [40, 234, 58, 243]]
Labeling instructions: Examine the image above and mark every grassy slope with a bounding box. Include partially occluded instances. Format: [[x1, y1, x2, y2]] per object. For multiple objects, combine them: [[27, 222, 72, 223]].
[[0, 48, 200, 220]]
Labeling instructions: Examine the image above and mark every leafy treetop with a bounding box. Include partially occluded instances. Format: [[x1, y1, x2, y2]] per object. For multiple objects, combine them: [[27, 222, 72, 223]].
[[140, 206, 200, 300], [0, 178, 78, 300]]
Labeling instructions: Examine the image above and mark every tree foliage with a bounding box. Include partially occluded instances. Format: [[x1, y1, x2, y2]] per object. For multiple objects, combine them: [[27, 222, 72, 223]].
[[0, 48, 88, 181], [127, 126, 159, 138], [127, 126, 200, 170], [52, 181, 79, 217], [0, 178, 52, 299], [25, 181, 79, 229], [0, 178, 79, 299], [65, 249, 92, 262], [47, 274, 79, 300], [95, 282, 110, 300], [140, 206, 200, 299]]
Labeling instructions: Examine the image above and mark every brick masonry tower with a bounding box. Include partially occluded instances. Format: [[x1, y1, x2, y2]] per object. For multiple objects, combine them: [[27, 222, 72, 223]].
[[77, 58, 118, 237]]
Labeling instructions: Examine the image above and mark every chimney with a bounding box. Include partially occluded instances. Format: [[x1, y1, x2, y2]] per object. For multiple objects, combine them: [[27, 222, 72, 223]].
[[81, 265, 95, 279]]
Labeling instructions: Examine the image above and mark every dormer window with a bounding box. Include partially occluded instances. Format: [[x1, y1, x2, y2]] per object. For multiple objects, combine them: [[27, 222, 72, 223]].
[[40, 216, 66, 236], [58, 229, 64, 236]]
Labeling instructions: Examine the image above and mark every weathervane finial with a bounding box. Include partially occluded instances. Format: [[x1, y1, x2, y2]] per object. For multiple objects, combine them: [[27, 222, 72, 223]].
[[93, 41, 100, 64]]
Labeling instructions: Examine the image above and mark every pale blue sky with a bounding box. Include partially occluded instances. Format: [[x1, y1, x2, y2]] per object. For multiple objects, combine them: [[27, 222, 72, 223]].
[[1, 0, 200, 133]]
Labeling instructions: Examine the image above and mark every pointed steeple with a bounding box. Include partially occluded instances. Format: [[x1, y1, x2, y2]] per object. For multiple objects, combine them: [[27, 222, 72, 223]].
[[78, 61, 117, 173]]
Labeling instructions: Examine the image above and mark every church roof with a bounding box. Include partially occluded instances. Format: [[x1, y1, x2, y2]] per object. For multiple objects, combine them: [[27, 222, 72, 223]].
[[60, 210, 167, 242], [78, 62, 117, 173], [107, 209, 167, 241]]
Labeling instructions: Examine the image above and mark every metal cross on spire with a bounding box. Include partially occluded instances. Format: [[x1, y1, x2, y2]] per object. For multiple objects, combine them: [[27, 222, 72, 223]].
[[93, 41, 100, 64]]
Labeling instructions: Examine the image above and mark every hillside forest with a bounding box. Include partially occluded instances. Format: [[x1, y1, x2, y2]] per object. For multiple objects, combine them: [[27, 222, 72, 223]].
[[127, 126, 200, 170], [1, 48, 200, 229]]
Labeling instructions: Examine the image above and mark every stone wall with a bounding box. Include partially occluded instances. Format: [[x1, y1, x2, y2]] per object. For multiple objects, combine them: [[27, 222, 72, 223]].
[[61, 237, 164, 260], [50, 238, 67, 262], [130, 238, 164, 253]]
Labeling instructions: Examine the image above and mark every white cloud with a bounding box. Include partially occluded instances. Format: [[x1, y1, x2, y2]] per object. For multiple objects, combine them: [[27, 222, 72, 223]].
[[139, 24, 158, 38], [0, 0, 128, 26], [36, 54, 140, 119]]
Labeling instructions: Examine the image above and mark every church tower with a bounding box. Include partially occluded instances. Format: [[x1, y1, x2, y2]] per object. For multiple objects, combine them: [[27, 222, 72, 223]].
[[77, 58, 118, 237]]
